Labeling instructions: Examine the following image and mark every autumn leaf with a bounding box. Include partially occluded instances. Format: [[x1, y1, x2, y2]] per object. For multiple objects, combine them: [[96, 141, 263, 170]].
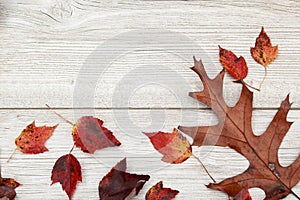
[[99, 158, 150, 200], [144, 129, 216, 182], [144, 128, 192, 164], [251, 27, 278, 67], [145, 181, 179, 200], [250, 27, 278, 90], [15, 121, 58, 154], [51, 154, 82, 200], [178, 57, 300, 199], [0, 170, 21, 200], [233, 187, 252, 200], [72, 116, 121, 153], [219, 45, 248, 81], [46, 105, 121, 154]]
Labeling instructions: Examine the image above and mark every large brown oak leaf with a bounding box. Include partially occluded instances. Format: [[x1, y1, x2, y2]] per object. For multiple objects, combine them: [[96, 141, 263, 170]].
[[178, 57, 300, 200]]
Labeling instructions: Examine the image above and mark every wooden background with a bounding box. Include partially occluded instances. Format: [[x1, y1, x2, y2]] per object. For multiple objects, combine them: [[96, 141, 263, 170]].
[[0, 0, 299, 199]]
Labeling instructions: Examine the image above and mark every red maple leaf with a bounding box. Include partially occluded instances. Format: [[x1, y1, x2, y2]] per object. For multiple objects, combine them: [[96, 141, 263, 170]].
[[178, 57, 300, 199], [51, 154, 82, 200], [145, 181, 179, 200], [144, 128, 192, 164], [219, 46, 248, 81], [46, 105, 121, 154], [72, 116, 121, 153], [98, 158, 150, 200], [15, 121, 58, 154], [0, 170, 21, 200]]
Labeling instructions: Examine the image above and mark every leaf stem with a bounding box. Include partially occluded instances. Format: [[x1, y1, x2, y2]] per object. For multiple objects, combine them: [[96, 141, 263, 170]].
[[291, 190, 300, 200], [7, 148, 17, 163], [191, 153, 216, 183], [45, 104, 75, 126], [69, 144, 75, 154], [258, 67, 267, 91], [241, 80, 260, 92]]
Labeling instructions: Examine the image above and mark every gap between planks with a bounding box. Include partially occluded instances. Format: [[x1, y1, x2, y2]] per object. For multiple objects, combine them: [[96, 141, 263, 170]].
[[0, 107, 300, 110]]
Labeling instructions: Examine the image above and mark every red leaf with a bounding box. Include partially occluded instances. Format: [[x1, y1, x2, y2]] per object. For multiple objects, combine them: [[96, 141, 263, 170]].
[[15, 121, 58, 154], [98, 158, 150, 200], [250, 27, 278, 67], [51, 154, 82, 200], [0, 171, 21, 200], [219, 46, 248, 80], [233, 187, 252, 200], [144, 128, 192, 164], [178, 57, 300, 199], [72, 116, 121, 153], [146, 181, 179, 200]]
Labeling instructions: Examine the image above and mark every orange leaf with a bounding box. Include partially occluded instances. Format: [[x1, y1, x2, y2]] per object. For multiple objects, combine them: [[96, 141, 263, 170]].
[[15, 121, 58, 154], [72, 116, 121, 153], [219, 46, 248, 80], [51, 154, 82, 200], [144, 128, 192, 164], [146, 181, 179, 200], [251, 27, 278, 67]]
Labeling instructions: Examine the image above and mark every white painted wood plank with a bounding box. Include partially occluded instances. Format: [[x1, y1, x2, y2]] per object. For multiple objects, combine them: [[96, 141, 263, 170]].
[[0, 0, 299, 108], [0, 0, 299, 199], [0, 109, 299, 199]]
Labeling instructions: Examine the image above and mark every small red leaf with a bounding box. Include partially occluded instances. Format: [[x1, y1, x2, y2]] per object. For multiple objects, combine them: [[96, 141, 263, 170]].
[[98, 158, 150, 200], [144, 128, 192, 164], [219, 46, 248, 80], [15, 121, 58, 154], [233, 187, 252, 200], [72, 116, 121, 153], [146, 181, 179, 200], [0, 174, 21, 200], [51, 154, 82, 200], [251, 27, 278, 67]]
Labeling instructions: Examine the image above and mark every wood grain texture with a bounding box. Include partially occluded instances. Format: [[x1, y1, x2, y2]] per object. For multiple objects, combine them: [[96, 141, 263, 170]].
[[0, 109, 299, 199], [0, 0, 299, 108], [0, 0, 299, 199]]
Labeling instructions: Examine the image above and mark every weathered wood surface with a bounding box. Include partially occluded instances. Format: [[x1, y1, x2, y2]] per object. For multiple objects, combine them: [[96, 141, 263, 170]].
[[0, 0, 299, 199]]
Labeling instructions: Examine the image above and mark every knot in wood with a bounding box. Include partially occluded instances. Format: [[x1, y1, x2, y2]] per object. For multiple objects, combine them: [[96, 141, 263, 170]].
[[51, 0, 73, 19]]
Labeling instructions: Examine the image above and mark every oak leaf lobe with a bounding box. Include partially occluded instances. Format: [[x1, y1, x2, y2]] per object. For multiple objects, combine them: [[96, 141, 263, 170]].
[[178, 57, 300, 199]]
